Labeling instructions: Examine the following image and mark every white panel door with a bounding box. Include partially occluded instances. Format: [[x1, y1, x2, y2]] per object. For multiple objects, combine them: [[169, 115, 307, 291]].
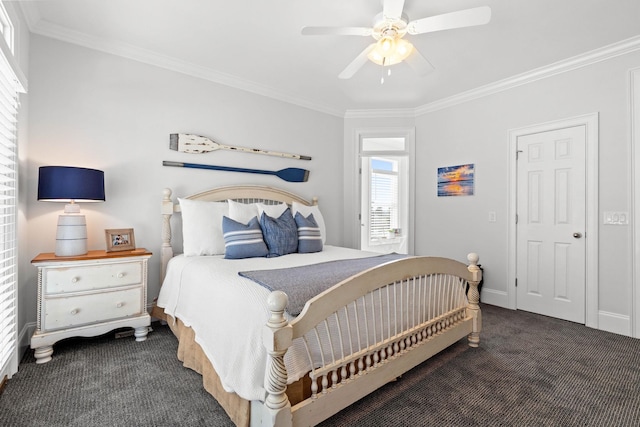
[[516, 125, 586, 323]]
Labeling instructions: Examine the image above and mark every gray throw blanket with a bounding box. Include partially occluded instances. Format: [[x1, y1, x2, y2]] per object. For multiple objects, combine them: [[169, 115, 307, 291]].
[[239, 253, 406, 316]]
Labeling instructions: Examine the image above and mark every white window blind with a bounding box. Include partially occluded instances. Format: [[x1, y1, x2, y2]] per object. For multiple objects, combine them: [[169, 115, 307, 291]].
[[0, 39, 18, 379], [359, 133, 412, 255], [368, 158, 399, 241]]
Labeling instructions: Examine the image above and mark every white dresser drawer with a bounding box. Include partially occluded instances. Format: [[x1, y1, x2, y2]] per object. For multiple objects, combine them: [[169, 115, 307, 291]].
[[31, 249, 152, 363], [44, 260, 143, 294], [44, 287, 143, 330]]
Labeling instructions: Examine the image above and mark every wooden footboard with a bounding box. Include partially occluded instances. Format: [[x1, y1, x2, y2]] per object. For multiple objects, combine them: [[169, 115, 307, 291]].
[[259, 253, 482, 427]]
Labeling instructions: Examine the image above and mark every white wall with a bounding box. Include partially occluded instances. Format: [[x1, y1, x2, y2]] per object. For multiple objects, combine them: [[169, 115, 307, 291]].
[[343, 50, 640, 336], [411, 51, 640, 334], [21, 35, 344, 335], [21, 29, 640, 341]]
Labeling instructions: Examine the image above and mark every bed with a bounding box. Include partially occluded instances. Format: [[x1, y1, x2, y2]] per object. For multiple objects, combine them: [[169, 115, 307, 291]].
[[153, 185, 481, 427]]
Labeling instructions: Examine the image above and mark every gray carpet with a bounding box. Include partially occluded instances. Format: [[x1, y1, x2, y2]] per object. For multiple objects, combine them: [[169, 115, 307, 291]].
[[1, 304, 639, 426]]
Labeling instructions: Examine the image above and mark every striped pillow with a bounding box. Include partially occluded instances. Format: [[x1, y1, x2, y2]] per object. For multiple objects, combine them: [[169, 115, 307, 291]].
[[222, 216, 268, 259], [294, 212, 323, 253]]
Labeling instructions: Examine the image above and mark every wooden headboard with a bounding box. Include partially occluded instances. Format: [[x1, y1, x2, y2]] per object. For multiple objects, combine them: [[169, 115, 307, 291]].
[[160, 185, 318, 280]]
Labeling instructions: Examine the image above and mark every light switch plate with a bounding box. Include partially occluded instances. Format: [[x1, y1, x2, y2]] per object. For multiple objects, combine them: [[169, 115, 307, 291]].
[[604, 211, 628, 225]]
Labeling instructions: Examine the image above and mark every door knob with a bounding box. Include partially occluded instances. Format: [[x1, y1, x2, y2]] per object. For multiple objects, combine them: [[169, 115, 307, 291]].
[[573, 232, 582, 238]]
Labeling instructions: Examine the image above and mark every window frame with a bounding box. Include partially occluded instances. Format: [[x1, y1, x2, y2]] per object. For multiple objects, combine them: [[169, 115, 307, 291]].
[[355, 128, 415, 255]]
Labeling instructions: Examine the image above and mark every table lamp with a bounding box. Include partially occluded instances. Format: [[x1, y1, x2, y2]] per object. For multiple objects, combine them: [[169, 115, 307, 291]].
[[37, 166, 105, 256]]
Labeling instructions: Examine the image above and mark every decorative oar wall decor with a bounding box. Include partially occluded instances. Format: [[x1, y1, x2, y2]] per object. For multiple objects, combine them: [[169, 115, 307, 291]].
[[162, 161, 309, 183], [170, 134, 312, 161]]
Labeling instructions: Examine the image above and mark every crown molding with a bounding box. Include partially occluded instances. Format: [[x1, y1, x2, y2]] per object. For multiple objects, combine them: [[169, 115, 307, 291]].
[[344, 35, 640, 119], [344, 108, 416, 119], [22, 8, 344, 118], [20, 2, 640, 121], [17, 1, 40, 32], [414, 35, 640, 116]]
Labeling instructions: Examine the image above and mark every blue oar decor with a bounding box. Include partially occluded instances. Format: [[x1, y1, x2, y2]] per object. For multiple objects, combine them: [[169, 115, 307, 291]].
[[162, 161, 309, 183]]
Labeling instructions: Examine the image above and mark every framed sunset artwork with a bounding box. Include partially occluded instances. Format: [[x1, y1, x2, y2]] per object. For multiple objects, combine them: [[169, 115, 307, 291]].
[[437, 164, 475, 197]]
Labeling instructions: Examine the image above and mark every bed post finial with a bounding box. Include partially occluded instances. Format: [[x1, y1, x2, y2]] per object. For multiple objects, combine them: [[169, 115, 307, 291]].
[[262, 291, 293, 427], [466, 253, 482, 348]]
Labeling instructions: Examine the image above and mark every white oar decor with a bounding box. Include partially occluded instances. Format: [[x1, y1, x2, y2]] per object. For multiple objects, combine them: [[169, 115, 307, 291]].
[[169, 133, 312, 161]]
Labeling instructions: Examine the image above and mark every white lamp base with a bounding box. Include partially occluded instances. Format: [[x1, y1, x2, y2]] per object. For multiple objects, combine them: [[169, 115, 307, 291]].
[[55, 214, 88, 256]]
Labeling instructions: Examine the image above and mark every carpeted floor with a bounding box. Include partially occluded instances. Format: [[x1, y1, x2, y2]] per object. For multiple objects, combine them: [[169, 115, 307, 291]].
[[1, 304, 639, 426]]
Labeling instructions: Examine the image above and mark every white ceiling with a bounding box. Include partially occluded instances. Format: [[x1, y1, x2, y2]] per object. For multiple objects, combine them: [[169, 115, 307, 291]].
[[18, 0, 640, 116]]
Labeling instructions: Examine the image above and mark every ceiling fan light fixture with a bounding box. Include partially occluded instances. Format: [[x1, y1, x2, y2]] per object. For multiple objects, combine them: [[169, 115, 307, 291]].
[[303, 3, 491, 80], [367, 37, 413, 66], [396, 38, 411, 56], [380, 36, 394, 52]]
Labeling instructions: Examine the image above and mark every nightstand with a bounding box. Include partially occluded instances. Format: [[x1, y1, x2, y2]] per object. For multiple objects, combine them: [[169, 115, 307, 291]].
[[30, 248, 152, 364]]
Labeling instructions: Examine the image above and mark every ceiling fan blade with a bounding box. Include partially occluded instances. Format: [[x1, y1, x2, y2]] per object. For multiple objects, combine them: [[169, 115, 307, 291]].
[[338, 44, 376, 79], [407, 6, 491, 35], [404, 48, 434, 76], [301, 26, 372, 36], [383, 0, 405, 20]]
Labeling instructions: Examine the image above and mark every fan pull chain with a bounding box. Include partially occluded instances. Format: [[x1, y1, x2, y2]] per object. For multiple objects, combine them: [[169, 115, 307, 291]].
[[380, 66, 391, 84], [381, 57, 389, 84]]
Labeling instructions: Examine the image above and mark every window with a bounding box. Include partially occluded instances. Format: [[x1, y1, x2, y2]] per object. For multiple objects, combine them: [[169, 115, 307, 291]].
[[368, 158, 399, 240], [0, 1, 19, 382], [0, 4, 12, 53], [360, 136, 411, 254]]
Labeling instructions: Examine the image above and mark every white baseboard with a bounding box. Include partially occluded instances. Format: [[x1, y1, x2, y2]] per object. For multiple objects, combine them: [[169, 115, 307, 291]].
[[479, 288, 510, 308], [597, 310, 631, 337], [18, 322, 36, 358], [479, 293, 634, 338]]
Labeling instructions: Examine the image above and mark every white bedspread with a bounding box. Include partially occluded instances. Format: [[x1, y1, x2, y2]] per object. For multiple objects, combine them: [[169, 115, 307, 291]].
[[156, 245, 377, 402]]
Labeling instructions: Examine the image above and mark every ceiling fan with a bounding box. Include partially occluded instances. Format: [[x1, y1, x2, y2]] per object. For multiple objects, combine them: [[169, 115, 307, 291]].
[[301, 0, 491, 81]]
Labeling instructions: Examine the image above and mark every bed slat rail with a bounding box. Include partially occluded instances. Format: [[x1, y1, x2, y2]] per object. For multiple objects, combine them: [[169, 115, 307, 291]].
[[261, 254, 482, 427]]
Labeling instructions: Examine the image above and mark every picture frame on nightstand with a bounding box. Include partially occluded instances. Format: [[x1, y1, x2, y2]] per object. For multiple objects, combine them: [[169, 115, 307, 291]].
[[105, 228, 136, 252]]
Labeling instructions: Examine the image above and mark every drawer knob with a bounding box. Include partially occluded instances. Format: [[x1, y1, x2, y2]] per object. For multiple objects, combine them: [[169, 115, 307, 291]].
[[71, 277, 79, 283], [116, 302, 124, 308], [117, 273, 125, 279], [70, 308, 79, 315]]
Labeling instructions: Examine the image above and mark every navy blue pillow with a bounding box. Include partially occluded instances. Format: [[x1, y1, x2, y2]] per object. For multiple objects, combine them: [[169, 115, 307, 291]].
[[260, 208, 298, 257], [222, 216, 268, 259], [294, 212, 323, 253]]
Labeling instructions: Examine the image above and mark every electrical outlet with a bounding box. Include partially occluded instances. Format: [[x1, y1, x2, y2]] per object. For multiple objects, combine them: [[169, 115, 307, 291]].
[[488, 211, 497, 222]]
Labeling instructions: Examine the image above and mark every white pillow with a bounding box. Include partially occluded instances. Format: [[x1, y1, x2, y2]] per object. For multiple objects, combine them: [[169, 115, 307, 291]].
[[256, 202, 288, 219], [228, 199, 259, 224], [292, 201, 326, 243], [179, 198, 228, 256]]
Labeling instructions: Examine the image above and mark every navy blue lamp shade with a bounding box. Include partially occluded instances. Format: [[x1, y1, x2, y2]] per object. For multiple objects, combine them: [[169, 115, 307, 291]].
[[38, 166, 105, 202], [38, 166, 105, 256]]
